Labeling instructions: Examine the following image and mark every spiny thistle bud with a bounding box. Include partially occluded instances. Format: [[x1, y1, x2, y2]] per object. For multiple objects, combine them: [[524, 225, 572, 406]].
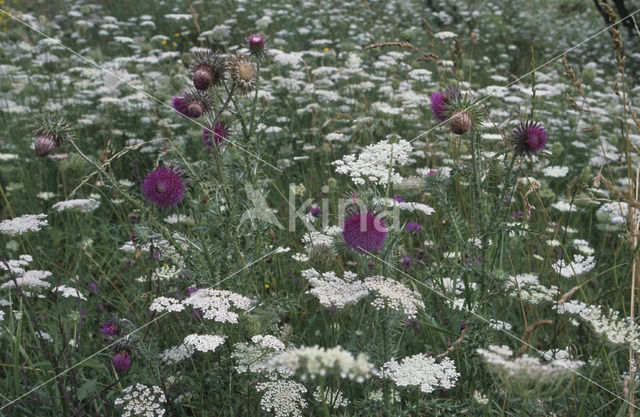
[[32, 113, 72, 157], [246, 33, 267, 55], [228, 54, 258, 93], [449, 110, 473, 135], [172, 90, 214, 119], [189, 50, 225, 90]]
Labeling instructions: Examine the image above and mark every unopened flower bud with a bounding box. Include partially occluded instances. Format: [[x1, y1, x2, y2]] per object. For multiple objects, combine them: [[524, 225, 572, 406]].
[[449, 110, 473, 135], [34, 135, 56, 156]]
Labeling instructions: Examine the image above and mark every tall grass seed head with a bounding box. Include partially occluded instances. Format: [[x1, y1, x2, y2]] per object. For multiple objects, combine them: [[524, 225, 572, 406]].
[[509, 120, 548, 156], [142, 165, 186, 208], [189, 50, 226, 90], [228, 54, 258, 93]]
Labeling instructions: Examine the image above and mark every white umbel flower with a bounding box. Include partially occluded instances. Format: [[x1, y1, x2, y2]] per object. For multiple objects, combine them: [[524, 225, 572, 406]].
[[382, 354, 459, 393], [302, 268, 369, 309], [183, 334, 226, 353], [364, 276, 425, 319], [256, 380, 307, 417], [114, 383, 166, 417], [0, 214, 48, 235], [51, 198, 100, 213]]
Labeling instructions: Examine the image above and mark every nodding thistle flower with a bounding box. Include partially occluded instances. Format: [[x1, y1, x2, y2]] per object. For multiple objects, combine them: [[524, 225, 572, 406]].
[[342, 210, 387, 253], [431, 86, 482, 134], [112, 351, 131, 373], [509, 120, 548, 156], [227, 54, 258, 93], [202, 120, 230, 147], [32, 113, 72, 157], [189, 49, 225, 90], [246, 33, 267, 56], [430, 86, 461, 122], [142, 165, 186, 208], [171, 90, 213, 119]]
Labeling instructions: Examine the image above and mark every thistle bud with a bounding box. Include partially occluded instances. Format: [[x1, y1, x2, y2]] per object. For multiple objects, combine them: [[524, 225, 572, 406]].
[[189, 50, 225, 90], [34, 135, 56, 157], [193, 68, 213, 90], [449, 110, 473, 135], [246, 33, 266, 55]]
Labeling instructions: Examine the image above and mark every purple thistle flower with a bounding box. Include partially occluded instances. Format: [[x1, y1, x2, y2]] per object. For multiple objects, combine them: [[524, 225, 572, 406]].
[[310, 206, 322, 218], [404, 222, 422, 234], [342, 212, 387, 253], [246, 33, 266, 55], [171, 96, 190, 118], [100, 321, 119, 338], [394, 195, 406, 203], [509, 121, 548, 156], [202, 121, 230, 147], [430, 87, 461, 122], [142, 166, 185, 208], [112, 352, 131, 373]]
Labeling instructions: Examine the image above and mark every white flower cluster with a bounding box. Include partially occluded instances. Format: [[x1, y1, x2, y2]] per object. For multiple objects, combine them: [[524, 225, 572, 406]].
[[0, 214, 48, 236], [332, 139, 413, 186], [51, 198, 100, 213], [270, 345, 374, 382], [382, 354, 459, 393], [504, 273, 557, 304], [183, 334, 226, 353], [233, 335, 287, 374], [301, 226, 341, 252], [596, 201, 635, 226], [164, 214, 194, 225], [363, 276, 425, 319], [148, 289, 252, 323], [1, 270, 52, 290], [114, 383, 166, 417], [183, 289, 253, 323], [0, 254, 33, 275], [477, 345, 584, 383], [137, 264, 181, 283], [159, 343, 193, 364], [576, 305, 640, 351], [302, 268, 369, 309], [552, 254, 595, 278], [149, 296, 185, 313], [256, 380, 308, 417], [53, 285, 87, 300], [373, 197, 435, 215], [543, 166, 569, 178]]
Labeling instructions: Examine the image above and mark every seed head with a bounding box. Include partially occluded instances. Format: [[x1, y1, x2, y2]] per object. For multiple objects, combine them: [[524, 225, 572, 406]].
[[228, 55, 258, 93]]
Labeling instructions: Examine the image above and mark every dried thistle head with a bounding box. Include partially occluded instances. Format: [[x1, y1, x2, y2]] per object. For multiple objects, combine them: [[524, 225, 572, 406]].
[[227, 54, 258, 94]]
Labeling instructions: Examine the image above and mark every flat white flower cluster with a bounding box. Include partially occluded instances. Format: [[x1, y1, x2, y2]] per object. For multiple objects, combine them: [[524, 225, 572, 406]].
[[51, 198, 100, 213], [183, 289, 252, 323], [332, 139, 413, 185], [0, 214, 48, 236], [149, 289, 252, 323], [373, 197, 435, 215], [183, 334, 226, 353], [159, 343, 193, 364], [477, 345, 584, 383], [301, 226, 341, 252], [53, 285, 87, 300], [0, 254, 33, 275], [232, 335, 287, 374], [114, 383, 166, 417], [255, 379, 307, 417], [552, 254, 595, 278], [596, 201, 635, 226], [504, 273, 557, 304], [382, 354, 459, 393], [302, 268, 369, 309], [270, 345, 374, 382], [363, 276, 425, 319], [164, 214, 194, 225], [575, 305, 640, 351], [1, 270, 53, 290], [136, 264, 181, 283]]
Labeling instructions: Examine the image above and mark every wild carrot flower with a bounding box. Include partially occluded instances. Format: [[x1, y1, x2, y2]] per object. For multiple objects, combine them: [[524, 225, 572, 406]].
[[142, 166, 185, 208], [509, 121, 548, 156], [342, 212, 387, 252]]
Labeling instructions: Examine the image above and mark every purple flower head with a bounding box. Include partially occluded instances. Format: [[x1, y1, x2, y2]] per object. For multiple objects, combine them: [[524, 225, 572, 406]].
[[509, 121, 548, 156], [187, 287, 199, 296], [394, 195, 406, 203], [171, 90, 213, 119], [342, 211, 387, 253], [404, 222, 422, 234], [142, 165, 185, 208], [401, 256, 413, 270], [202, 121, 230, 147], [112, 351, 131, 373], [430, 87, 461, 122], [246, 33, 267, 55], [310, 206, 322, 218], [427, 169, 438, 177], [100, 321, 119, 338], [171, 96, 190, 118]]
